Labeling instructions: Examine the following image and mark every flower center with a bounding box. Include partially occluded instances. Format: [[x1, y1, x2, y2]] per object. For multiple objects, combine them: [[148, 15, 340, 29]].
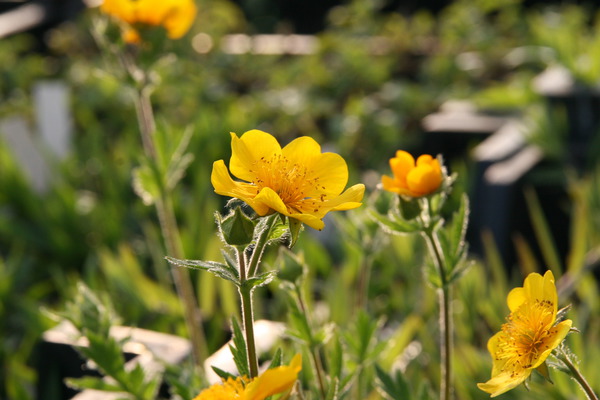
[[496, 299, 555, 371], [250, 154, 325, 212]]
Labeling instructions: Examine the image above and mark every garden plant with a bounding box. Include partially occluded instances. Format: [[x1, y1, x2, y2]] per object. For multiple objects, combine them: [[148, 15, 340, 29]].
[[1, 0, 600, 399]]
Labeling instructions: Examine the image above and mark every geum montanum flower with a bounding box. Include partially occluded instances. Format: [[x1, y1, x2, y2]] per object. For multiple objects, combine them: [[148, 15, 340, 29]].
[[381, 150, 442, 197], [478, 270, 572, 397], [211, 130, 365, 230], [194, 354, 302, 400], [100, 0, 197, 43]]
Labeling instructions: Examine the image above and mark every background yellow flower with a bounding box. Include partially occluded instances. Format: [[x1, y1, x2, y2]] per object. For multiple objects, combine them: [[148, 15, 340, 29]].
[[100, 0, 197, 43], [478, 271, 572, 397], [211, 130, 365, 230], [381, 150, 443, 198]]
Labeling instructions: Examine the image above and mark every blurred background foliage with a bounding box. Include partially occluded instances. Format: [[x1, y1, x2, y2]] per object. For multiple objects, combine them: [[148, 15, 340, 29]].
[[1, 0, 600, 398]]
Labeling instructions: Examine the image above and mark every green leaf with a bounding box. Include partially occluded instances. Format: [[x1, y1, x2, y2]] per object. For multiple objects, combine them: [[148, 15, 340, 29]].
[[244, 270, 276, 290], [326, 377, 340, 400], [132, 163, 161, 206], [165, 127, 194, 191], [367, 208, 420, 235], [166, 256, 240, 285], [230, 318, 249, 377], [374, 364, 411, 400], [65, 376, 123, 392], [329, 332, 343, 381], [448, 193, 469, 261], [211, 366, 238, 381], [269, 348, 282, 368]]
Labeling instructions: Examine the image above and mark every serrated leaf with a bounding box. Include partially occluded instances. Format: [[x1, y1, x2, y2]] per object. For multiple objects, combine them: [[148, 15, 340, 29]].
[[374, 364, 411, 400], [212, 366, 238, 381], [166, 152, 194, 191], [448, 193, 469, 260], [367, 209, 419, 235], [166, 256, 240, 285], [269, 348, 282, 368], [230, 318, 249, 377], [65, 376, 123, 392], [326, 377, 339, 400], [244, 270, 276, 290]]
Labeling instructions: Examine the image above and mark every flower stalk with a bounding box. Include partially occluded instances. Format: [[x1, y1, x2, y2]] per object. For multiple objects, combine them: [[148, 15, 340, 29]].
[[556, 348, 599, 400], [422, 222, 453, 400], [132, 75, 207, 364]]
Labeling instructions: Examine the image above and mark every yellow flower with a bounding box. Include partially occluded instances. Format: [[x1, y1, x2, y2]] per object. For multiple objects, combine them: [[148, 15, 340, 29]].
[[381, 150, 442, 197], [194, 354, 302, 400], [478, 271, 572, 397], [100, 0, 197, 43], [211, 130, 365, 230]]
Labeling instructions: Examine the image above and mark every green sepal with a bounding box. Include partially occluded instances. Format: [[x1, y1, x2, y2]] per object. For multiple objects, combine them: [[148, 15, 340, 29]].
[[536, 361, 553, 384], [398, 194, 422, 220], [288, 217, 304, 248], [218, 207, 256, 247]]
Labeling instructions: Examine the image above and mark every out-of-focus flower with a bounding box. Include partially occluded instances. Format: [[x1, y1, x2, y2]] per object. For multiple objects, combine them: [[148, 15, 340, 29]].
[[211, 130, 365, 230], [194, 354, 302, 400], [381, 150, 442, 197], [478, 271, 572, 397], [100, 0, 197, 43]]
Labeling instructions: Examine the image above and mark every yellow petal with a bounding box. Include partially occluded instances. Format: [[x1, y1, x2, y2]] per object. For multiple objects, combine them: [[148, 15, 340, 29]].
[[381, 175, 402, 194], [506, 287, 526, 312], [531, 319, 572, 368], [389, 150, 414, 183], [406, 164, 442, 196], [523, 271, 557, 313], [211, 160, 270, 215], [477, 369, 530, 398], [282, 137, 349, 197], [327, 183, 365, 211], [244, 354, 302, 400], [229, 130, 282, 183], [253, 187, 288, 216], [163, 0, 197, 38]]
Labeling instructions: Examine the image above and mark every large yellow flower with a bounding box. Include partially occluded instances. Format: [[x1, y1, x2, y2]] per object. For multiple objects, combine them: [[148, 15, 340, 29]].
[[211, 130, 365, 230], [478, 271, 572, 397], [381, 150, 442, 197], [194, 354, 302, 400], [100, 0, 197, 43]]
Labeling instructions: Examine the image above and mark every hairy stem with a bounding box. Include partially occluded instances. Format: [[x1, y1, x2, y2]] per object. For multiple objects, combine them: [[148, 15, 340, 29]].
[[134, 83, 207, 364], [423, 226, 453, 400], [237, 249, 259, 378], [558, 349, 598, 400]]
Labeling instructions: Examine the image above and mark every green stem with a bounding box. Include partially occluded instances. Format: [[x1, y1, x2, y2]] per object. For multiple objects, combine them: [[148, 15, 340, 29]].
[[423, 226, 453, 400], [237, 248, 259, 378], [558, 348, 599, 400], [295, 285, 327, 398], [247, 215, 277, 277], [134, 82, 208, 365]]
